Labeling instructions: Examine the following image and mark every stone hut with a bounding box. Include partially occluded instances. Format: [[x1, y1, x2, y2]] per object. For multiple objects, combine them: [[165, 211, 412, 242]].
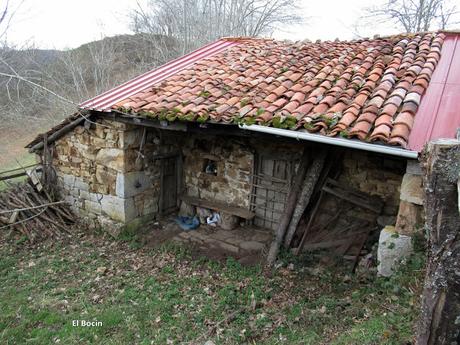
[[26, 32, 460, 264]]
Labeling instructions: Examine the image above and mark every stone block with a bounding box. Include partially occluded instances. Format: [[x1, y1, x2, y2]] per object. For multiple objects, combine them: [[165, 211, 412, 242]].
[[124, 149, 143, 172], [64, 195, 76, 206], [100, 195, 138, 223], [69, 187, 80, 197], [74, 177, 89, 192], [377, 226, 413, 277], [218, 241, 240, 253], [400, 173, 424, 205], [406, 160, 422, 175], [84, 200, 102, 214], [95, 148, 125, 172], [74, 126, 85, 134], [119, 129, 143, 149], [115, 171, 152, 198], [63, 174, 75, 187], [91, 136, 107, 148], [95, 165, 117, 186], [98, 216, 124, 238], [93, 125, 106, 139], [93, 183, 109, 195], [395, 200, 424, 236], [79, 190, 103, 203], [143, 196, 158, 215]]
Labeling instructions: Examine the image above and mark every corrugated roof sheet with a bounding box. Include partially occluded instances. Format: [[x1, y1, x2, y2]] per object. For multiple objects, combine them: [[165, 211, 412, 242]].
[[77, 32, 460, 152], [407, 32, 460, 151], [79, 39, 241, 111]]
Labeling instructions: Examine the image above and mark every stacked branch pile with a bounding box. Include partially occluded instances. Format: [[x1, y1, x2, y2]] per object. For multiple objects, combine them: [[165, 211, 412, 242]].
[[0, 182, 74, 242]]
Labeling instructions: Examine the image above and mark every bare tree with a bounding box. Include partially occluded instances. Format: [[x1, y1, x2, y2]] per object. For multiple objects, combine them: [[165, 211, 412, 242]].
[[366, 0, 458, 32], [0, 0, 25, 41], [130, 0, 304, 54]]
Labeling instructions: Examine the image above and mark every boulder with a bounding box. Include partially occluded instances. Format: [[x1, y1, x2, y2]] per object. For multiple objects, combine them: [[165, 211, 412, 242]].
[[377, 226, 413, 277]]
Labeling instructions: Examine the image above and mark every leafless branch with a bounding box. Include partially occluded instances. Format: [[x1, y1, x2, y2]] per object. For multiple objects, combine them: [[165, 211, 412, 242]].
[[365, 0, 458, 32]]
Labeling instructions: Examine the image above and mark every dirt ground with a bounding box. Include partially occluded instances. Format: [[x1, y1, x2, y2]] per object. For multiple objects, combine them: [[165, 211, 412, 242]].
[[137, 218, 272, 266]]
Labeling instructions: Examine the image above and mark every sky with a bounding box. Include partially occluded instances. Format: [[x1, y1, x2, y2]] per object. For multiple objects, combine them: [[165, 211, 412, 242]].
[[3, 0, 459, 50]]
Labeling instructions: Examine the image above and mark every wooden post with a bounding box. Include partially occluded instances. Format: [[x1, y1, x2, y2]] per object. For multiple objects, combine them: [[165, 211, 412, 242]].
[[265, 147, 310, 266], [416, 139, 460, 345]]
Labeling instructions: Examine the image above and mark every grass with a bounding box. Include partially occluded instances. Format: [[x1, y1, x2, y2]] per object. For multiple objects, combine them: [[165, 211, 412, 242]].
[[0, 153, 36, 191], [0, 231, 425, 344]]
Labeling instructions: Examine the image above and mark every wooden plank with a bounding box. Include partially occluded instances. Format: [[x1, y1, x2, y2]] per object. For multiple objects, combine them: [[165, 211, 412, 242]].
[[302, 238, 356, 250], [294, 190, 325, 255], [0, 168, 43, 182], [322, 186, 382, 213], [0, 164, 39, 175], [180, 195, 255, 220], [0, 171, 27, 181], [266, 148, 311, 265], [322, 179, 384, 213]]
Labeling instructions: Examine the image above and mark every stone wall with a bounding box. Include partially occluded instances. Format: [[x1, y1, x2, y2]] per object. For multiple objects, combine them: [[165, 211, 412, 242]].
[[182, 136, 253, 208], [49, 118, 407, 234], [339, 150, 405, 216], [52, 119, 157, 227]]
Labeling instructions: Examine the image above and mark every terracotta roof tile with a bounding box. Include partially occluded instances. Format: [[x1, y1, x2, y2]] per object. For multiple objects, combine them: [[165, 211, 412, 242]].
[[113, 32, 446, 148]]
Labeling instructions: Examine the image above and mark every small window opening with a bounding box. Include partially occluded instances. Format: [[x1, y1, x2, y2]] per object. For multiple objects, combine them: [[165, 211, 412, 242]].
[[204, 159, 218, 176]]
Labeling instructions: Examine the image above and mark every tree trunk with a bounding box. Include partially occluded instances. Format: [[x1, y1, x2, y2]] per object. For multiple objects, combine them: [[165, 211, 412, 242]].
[[284, 149, 329, 248], [265, 147, 310, 266], [416, 139, 460, 345], [266, 148, 326, 266]]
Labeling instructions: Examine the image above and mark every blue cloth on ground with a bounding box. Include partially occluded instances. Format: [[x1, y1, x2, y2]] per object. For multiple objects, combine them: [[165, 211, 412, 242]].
[[175, 216, 200, 231]]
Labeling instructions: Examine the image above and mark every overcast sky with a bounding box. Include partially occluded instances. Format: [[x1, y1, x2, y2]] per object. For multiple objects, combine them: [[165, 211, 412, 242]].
[[4, 0, 459, 50]]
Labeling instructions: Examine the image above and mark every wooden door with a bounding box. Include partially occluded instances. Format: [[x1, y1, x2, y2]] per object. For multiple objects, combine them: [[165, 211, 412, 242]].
[[251, 155, 293, 230], [160, 156, 178, 215]]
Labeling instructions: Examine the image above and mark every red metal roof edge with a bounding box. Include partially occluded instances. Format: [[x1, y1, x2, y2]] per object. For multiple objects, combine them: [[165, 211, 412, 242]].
[[79, 38, 241, 111], [408, 31, 460, 151]]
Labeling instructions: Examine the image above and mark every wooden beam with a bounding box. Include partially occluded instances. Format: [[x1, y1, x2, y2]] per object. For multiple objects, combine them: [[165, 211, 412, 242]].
[[0, 164, 39, 175], [0, 168, 42, 182], [180, 195, 255, 220], [321, 185, 382, 213], [29, 116, 86, 152], [106, 111, 188, 131]]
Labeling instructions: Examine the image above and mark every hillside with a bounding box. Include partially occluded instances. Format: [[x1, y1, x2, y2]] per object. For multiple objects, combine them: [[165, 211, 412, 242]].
[[0, 33, 178, 168]]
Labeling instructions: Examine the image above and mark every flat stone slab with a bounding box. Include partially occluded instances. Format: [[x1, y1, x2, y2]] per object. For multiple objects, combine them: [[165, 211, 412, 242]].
[[250, 231, 272, 242], [209, 229, 234, 241], [240, 241, 265, 252], [171, 224, 271, 259]]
